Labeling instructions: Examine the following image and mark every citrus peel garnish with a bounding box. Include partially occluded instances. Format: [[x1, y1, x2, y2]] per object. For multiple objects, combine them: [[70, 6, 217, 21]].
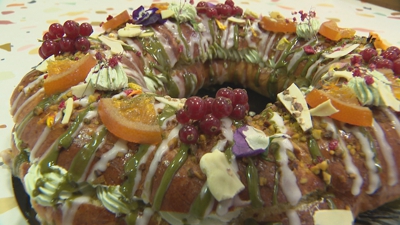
[[98, 95, 162, 144], [43, 54, 97, 95], [369, 32, 390, 50], [306, 89, 373, 127], [259, 14, 296, 33], [318, 20, 356, 41], [102, 10, 131, 32]]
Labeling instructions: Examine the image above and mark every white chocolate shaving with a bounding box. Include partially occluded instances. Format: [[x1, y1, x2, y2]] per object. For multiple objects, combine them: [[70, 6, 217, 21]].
[[200, 150, 244, 201]]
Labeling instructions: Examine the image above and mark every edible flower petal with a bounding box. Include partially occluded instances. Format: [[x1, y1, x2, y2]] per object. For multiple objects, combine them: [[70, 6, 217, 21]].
[[132, 6, 166, 26], [233, 125, 289, 157]]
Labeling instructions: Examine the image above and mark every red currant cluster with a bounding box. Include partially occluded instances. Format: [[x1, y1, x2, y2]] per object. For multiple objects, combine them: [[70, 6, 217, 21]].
[[39, 20, 94, 59], [176, 88, 249, 144], [196, 0, 243, 19], [359, 46, 400, 74]]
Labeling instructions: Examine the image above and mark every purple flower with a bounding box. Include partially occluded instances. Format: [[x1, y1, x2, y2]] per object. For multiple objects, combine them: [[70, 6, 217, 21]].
[[132, 6, 166, 26], [232, 126, 266, 158], [232, 125, 290, 158]]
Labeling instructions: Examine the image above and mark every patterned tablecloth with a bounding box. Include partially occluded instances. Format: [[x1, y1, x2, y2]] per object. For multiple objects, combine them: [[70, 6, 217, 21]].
[[0, 0, 399, 224]]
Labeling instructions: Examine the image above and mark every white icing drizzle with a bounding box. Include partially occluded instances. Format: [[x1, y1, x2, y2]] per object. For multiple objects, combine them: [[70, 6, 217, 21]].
[[345, 126, 380, 194], [275, 138, 302, 206], [30, 127, 51, 162], [372, 119, 398, 186], [324, 118, 363, 195], [23, 74, 45, 94], [187, 25, 200, 59], [87, 139, 128, 182], [381, 107, 400, 138], [136, 208, 154, 225], [164, 20, 187, 53], [13, 88, 45, 122], [340, 139, 363, 195], [286, 209, 301, 225], [305, 58, 324, 79], [287, 39, 314, 72], [74, 96, 90, 107], [262, 32, 276, 62], [245, 21, 263, 49], [220, 117, 233, 141], [270, 112, 287, 133], [172, 73, 186, 98], [131, 145, 156, 197], [142, 125, 181, 203], [61, 196, 91, 225], [154, 29, 177, 67], [221, 21, 234, 49], [11, 91, 23, 114]]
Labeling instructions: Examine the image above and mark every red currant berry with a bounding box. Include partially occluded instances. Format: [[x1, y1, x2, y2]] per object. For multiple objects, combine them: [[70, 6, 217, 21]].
[[179, 124, 199, 144], [196, 1, 208, 14], [49, 23, 64, 38], [230, 104, 247, 120], [108, 55, 119, 68], [212, 96, 233, 119], [176, 109, 190, 124], [231, 6, 243, 16], [38, 46, 46, 59], [360, 48, 377, 63], [184, 96, 205, 120], [206, 7, 218, 18], [243, 102, 249, 112], [43, 32, 56, 41], [381, 50, 399, 61], [328, 139, 338, 150], [386, 46, 400, 55], [216, 4, 232, 17], [216, 87, 234, 100], [200, 114, 221, 135], [41, 40, 61, 58], [74, 36, 91, 52], [364, 75, 374, 85], [232, 88, 248, 106], [63, 20, 80, 39], [59, 37, 75, 53], [225, 0, 235, 7], [376, 58, 393, 69], [203, 97, 215, 114], [393, 59, 400, 75], [79, 22, 93, 37]]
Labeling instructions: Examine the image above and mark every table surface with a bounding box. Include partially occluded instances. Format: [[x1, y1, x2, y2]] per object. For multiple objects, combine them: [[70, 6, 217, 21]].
[[0, 0, 399, 224]]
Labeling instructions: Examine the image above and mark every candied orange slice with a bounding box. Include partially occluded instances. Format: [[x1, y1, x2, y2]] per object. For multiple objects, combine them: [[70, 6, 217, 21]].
[[102, 10, 131, 32], [306, 89, 373, 127], [259, 16, 296, 33], [47, 59, 76, 77], [369, 32, 389, 50], [319, 20, 356, 41], [150, 2, 169, 13], [43, 54, 97, 95], [98, 95, 162, 144]]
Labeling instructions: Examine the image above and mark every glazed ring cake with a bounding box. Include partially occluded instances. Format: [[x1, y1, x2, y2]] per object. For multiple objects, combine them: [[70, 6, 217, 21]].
[[4, 1, 400, 224]]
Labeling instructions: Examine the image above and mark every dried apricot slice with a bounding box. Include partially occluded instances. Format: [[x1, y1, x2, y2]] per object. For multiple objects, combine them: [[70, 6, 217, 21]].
[[259, 16, 296, 33], [43, 54, 97, 95], [318, 20, 356, 41], [102, 10, 131, 32], [306, 89, 373, 127], [98, 95, 162, 144]]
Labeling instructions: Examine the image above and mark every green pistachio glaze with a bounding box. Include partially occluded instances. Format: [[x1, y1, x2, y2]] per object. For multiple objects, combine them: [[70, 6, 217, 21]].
[[153, 144, 189, 211], [68, 126, 108, 182], [246, 158, 264, 208]]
